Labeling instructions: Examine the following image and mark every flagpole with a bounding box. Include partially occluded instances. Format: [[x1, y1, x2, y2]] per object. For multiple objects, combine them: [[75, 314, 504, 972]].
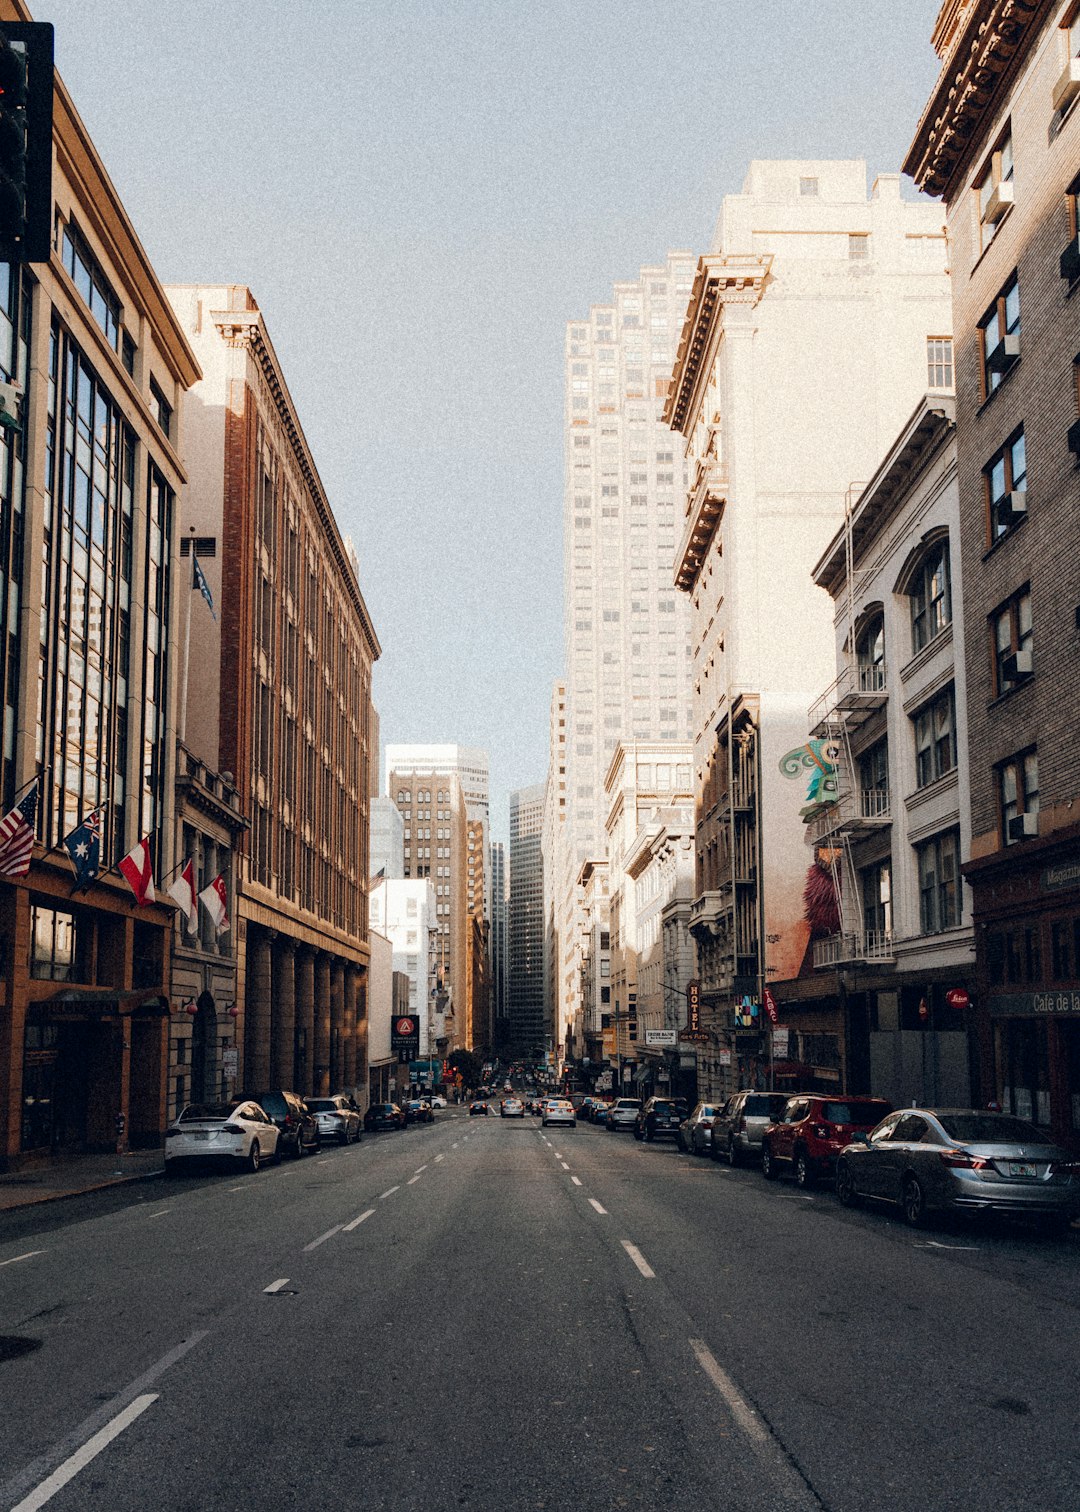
[[179, 526, 195, 747]]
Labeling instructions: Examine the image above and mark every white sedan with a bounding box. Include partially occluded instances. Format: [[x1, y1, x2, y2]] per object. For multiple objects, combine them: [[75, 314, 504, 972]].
[[541, 1099, 577, 1128], [164, 1101, 280, 1175]]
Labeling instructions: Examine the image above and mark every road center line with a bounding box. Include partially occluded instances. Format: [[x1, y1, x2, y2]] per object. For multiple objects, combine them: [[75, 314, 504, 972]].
[[571, 1176, 582, 1187], [407, 1174, 422, 1185], [10, 1394, 159, 1512], [554, 1151, 562, 1159], [263, 1278, 291, 1293], [434, 1154, 445, 1162], [146, 1209, 172, 1219], [560, 1161, 570, 1171], [379, 1186, 400, 1200], [452, 1142, 458, 1148], [0, 1250, 44, 1268], [344, 1209, 375, 1231], [228, 1185, 246, 1193], [414, 1164, 428, 1173], [689, 1339, 768, 1446], [316, 1158, 332, 1166], [621, 1240, 655, 1278], [303, 1224, 344, 1252], [588, 1198, 607, 1215]]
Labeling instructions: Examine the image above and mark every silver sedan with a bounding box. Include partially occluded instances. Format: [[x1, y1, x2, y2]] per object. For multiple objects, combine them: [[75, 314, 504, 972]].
[[677, 1102, 720, 1155], [835, 1108, 1080, 1232]]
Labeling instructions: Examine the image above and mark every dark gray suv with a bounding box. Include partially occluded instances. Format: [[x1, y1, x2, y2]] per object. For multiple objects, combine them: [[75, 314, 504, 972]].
[[710, 1091, 789, 1166]]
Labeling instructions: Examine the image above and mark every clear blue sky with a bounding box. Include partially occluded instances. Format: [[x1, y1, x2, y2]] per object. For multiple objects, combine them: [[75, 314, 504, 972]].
[[39, 0, 942, 840]]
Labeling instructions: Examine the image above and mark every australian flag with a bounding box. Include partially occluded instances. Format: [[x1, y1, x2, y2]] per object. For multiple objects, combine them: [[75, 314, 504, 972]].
[[64, 809, 102, 891], [192, 552, 217, 621]]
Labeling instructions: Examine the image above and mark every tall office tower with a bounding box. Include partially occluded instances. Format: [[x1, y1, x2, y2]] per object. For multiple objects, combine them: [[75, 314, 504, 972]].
[[389, 770, 468, 1042], [509, 784, 547, 1056], [558, 251, 698, 1043], [489, 840, 509, 1046], [384, 743, 490, 916], [370, 796, 405, 880], [542, 683, 568, 1057], [466, 818, 491, 1051]]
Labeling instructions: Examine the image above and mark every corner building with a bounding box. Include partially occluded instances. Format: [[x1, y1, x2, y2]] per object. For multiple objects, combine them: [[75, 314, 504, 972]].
[[165, 285, 380, 1101], [906, 0, 1080, 1144]]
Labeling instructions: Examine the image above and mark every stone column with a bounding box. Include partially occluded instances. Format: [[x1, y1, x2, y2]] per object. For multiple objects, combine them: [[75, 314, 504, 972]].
[[353, 970, 368, 1105], [295, 948, 316, 1096], [245, 930, 273, 1093], [271, 938, 297, 1090], [329, 960, 345, 1091], [342, 965, 358, 1091], [314, 953, 332, 1095]]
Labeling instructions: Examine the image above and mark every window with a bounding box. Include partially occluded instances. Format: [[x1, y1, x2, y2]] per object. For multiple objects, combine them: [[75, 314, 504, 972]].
[[984, 428, 1027, 543], [61, 222, 120, 349], [861, 860, 892, 939], [150, 378, 172, 441], [799, 176, 819, 197], [917, 829, 962, 933], [913, 685, 956, 787], [975, 127, 1014, 253], [910, 540, 951, 651], [121, 331, 136, 376], [990, 586, 1033, 695], [848, 234, 869, 260], [856, 614, 885, 691], [926, 337, 954, 391], [999, 749, 1039, 844], [858, 739, 889, 817], [978, 274, 1020, 397]]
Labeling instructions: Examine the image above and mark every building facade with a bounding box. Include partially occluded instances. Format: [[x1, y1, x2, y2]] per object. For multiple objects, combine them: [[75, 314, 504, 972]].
[[576, 859, 611, 1079], [165, 283, 380, 1102], [542, 682, 567, 1057], [664, 160, 952, 1101], [489, 839, 508, 1046], [370, 794, 405, 880], [906, 0, 1080, 1145], [368, 878, 443, 1079], [508, 782, 546, 1054]]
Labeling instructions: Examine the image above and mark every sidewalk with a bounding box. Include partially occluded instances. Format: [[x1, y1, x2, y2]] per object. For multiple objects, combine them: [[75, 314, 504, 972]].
[[0, 1148, 164, 1213]]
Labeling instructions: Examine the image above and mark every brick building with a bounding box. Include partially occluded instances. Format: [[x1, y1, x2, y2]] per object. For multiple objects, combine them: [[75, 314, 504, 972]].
[[906, 0, 1080, 1143]]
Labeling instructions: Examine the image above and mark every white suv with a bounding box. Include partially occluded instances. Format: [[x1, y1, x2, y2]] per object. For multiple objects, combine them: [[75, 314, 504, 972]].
[[607, 1098, 643, 1132]]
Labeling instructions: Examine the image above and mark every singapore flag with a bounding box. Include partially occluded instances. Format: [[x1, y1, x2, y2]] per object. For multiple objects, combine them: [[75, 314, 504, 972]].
[[199, 873, 230, 933]]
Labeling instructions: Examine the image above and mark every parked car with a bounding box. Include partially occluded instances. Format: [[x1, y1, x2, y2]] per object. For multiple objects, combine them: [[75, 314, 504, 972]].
[[677, 1102, 721, 1155], [307, 1094, 363, 1146], [365, 1101, 406, 1132], [405, 1099, 434, 1125], [430, 1095, 447, 1109], [542, 1098, 577, 1128], [592, 1102, 611, 1127], [607, 1098, 643, 1133], [761, 1095, 892, 1188], [501, 1097, 525, 1118], [469, 1101, 491, 1116], [634, 1097, 681, 1142], [255, 1089, 320, 1158], [710, 1091, 789, 1166], [165, 1100, 280, 1175], [835, 1107, 1080, 1232]]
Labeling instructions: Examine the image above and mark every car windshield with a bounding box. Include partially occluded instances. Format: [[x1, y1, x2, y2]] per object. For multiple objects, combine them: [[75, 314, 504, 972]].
[[179, 1103, 233, 1122], [935, 1113, 1053, 1145], [745, 1095, 787, 1116], [307, 1100, 336, 1112], [822, 1101, 889, 1125]]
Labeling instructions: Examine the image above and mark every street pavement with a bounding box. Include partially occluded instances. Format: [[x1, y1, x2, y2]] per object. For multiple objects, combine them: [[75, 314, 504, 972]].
[[0, 1109, 1078, 1511]]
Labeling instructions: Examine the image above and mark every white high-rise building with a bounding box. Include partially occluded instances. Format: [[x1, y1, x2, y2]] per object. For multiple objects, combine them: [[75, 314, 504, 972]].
[[558, 252, 699, 1044], [385, 743, 490, 916]]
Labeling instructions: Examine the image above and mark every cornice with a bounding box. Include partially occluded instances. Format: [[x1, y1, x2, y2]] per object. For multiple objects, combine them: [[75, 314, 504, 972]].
[[905, 0, 1051, 197], [212, 308, 382, 662], [664, 254, 771, 436]]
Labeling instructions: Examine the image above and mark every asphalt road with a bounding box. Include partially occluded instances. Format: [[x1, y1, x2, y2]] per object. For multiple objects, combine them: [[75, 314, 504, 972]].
[[1, 1111, 1078, 1512]]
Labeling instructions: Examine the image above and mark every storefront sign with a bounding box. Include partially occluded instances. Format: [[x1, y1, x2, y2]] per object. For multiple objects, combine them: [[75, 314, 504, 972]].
[[1041, 862, 1080, 894], [646, 1029, 677, 1047], [685, 979, 701, 1033], [734, 996, 759, 1029], [989, 990, 1080, 1017], [945, 988, 970, 1009], [222, 1048, 239, 1077]]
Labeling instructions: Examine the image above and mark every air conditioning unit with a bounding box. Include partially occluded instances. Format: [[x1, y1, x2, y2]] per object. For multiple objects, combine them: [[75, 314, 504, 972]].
[[1008, 811, 1039, 841], [1060, 236, 1080, 284], [984, 180, 1015, 224], [986, 332, 1021, 372], [1013, 647, 1033, 675], [1004, 488, 1027, 520], [1052, 56, 1080, 114]]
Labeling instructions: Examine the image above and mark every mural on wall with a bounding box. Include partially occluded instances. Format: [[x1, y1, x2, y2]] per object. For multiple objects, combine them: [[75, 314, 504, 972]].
[[778, 738, 843, 953], [778, 738, 839, 821], [804, 852, 842, 939]]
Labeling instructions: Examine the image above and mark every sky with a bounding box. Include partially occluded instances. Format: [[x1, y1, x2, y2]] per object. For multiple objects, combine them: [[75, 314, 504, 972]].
[[38, 0, 944, 841]]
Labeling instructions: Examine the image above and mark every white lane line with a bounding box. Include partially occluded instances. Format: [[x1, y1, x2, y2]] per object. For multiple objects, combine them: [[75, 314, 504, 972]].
[[588, 1199, 607, 1215], [560, 1161, 570, 1171], [379, 1186, 400, 1200], [263, 1278, 291, 1294], [414, 1164, 428, 1173], [452, 1142, 459, 1148], [228, 1185, 246, 1193], [689, 1339, 768, 1447], [407, 1174, 422, 1185], [344, 1209, 375, 1232], [621, 1240, 655, 1279], [554, 1151, 562, 1159], [0, 1250, 44, 1268], [146, 1209, 172, 1219], [434, 1154, 445, 1163], [915, 1239, 980, 1251], [571, 1176, 582, 1187], [316, 1158, 332, 1166], [10, 1394, 159, 1512], [303, 1223, 344, 1252]]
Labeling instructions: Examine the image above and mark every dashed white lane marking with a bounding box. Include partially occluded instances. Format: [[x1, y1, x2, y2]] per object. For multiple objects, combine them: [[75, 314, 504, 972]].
[[588, 1199, 607, 1215], [915, 1239, 980, 1251], [10, 1394, 159, 1512], [0, 1250, 44, 1268], [263, 1278, 291, 1294], [621, 1240, 655, 1279], [571, 1176, 582, 1187], [554, 1152, 563, 1159], [344, 1209, 376, 1231], [316, 1158, 332, 1166], [379, 1186, 400, 1200], [414, 1164, 428, 1173], [407, 1174, 422, 1185], [434, 1154, 445, 1163], [303, 1223, 344, 1252], [146, 1209, 171, 1219], [228, 1185, 246, 1193], [452, 1142, 459, 1149], [560, 1161, 570, 1171], [689, 1339, 768, 1447]]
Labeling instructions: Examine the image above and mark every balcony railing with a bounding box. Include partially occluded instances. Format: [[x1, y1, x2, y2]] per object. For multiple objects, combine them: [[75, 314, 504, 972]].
[[813, 930, 895, 969], [689, 890, 732, 938], [809, 786, 891, 843], [809, 660, 888, 737]]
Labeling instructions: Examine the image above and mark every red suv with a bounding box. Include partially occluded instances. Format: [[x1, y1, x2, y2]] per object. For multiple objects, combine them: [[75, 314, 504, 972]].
[[760, 1095, 892, 1189]]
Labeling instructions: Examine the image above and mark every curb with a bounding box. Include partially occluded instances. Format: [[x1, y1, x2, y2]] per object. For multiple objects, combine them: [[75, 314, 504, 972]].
[[0, 1165, 164, 1214]]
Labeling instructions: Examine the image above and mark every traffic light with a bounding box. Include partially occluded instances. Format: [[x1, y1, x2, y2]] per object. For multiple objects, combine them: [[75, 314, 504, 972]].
[[0, 22, 53, 264]]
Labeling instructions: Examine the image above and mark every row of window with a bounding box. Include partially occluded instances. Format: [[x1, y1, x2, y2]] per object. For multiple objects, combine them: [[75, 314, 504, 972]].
[[859, 828, 962, 939]]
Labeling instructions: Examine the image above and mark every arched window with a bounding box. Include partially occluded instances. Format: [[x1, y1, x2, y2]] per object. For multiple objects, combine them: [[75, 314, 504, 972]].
[[855, 614, 886, 692], [909, 541, 952, 652]]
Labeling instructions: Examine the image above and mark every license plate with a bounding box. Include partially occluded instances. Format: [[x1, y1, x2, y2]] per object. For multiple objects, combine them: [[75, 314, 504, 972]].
[[1007, 1161, 1037, 1178]]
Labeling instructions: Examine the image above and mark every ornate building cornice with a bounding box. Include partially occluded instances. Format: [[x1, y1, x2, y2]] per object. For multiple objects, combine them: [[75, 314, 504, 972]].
[[905, 0, 1051, 198], [664, 254, 771, 436]]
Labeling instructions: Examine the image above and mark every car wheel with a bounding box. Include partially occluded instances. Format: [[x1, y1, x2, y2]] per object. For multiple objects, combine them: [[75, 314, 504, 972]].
[[292, 1133, 305, 1159], [761, 1143, 777, 1181], [726, 1136, 739, 1168], [633, 1127, 643, 1141], [164, 1161, 180, 1179], [794, 1150, 814, 1190], [836, 1159, 861, 1208], [901, 1175, 926, 1228], [338, 1127, 349, 1146], [248, 1141, 260, 1173]]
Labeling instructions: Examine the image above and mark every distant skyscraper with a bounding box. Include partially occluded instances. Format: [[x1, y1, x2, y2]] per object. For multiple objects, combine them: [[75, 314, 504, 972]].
[[489, 840, 508, 1044], [385, 743, 490, 916], [370, 795, 404, 880], [509, 784, 546, 1054]]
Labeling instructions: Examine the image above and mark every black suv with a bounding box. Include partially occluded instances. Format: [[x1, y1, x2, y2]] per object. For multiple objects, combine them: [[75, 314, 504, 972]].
[[254, 1089, 319, 1159], [634, 1097, 682, 1142]]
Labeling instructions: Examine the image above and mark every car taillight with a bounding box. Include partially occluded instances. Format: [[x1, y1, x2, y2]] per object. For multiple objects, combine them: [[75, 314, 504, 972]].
[[283, 1114, 294, 1128], [939, 1149, 992, 1171], [221, 1124, 243, 1134]]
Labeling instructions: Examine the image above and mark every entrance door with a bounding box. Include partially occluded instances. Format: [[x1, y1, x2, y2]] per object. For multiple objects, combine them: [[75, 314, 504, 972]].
[[191, 994, 218, 1103]]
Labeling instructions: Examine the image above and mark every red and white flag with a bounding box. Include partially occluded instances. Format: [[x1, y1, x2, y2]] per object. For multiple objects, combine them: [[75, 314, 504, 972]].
[[119, 836, 156, 906], [167, 857, 198, 931], [199, 873, 230, 933]]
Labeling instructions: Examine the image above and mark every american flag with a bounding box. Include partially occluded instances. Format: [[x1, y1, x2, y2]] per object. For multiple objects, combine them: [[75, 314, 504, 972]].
[[0, 780, 39, 879]]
